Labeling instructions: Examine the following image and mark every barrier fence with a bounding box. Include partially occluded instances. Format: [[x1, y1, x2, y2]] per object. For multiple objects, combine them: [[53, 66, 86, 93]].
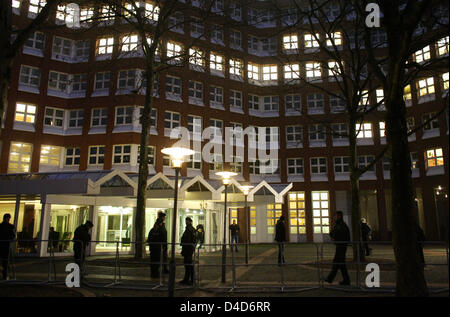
[[0, 239, 448, 294]]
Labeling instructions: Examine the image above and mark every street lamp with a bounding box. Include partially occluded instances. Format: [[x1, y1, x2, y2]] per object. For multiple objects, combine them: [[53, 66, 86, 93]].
[[215, 170, 238, 283], [161, 146, 195, 297], [240, 184, 254, 265]]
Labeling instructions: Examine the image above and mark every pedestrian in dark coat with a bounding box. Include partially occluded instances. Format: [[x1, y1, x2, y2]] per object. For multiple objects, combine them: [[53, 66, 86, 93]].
[[229, 220, 240, 252], [179, 217, 197, 285], [361, 218, 372, 256], [157, 211, 169, 274], [0, 214, 16, 280], [73, 221, 93, 275], [325, 211, 351, 285], [275, 215, 287, 265], [148, 218, 164, 278]]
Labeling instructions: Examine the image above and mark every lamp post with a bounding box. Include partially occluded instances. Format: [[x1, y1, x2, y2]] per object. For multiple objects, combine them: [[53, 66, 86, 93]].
[[215, 171, 237, 283], [161, 146, 195, 297], [240, 184, 254, 266]]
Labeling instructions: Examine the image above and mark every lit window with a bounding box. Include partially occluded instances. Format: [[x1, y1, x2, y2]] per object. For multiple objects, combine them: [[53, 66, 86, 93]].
[[287, 158, 303, 175], [359, 90, 369, 106], [411, 152, 419, 169], [311, 191, 330, 234], [229, 59, 243, 76], [88, 146, 105, 166], [379, 122, 386, 137], [404, 85, 412, 101], [15, 103, 36, 124], [289, 192, 306, 235], [306, 62, 322, 78], [56, 4, 75, 24], [12, 0, 21, 9], [442, 72, 449, 90], [376, 89, 384, 105], [189, 48, 204, 67], [328, 61, 343, 77], [283, 34, 298, 50], [425, 148, 444, 168], [436, 36, 449, 56], [210, 53, 224, 71], [284, 64, 300, 79], [266, 204, 282, 234], [143, 2, 159, 21], [310, 157, 327, 175], [65, 147, 81, 166], [414, 45, 431, 63], [121, 34, 139, 52], [99, 5, 115, 21], [80, 7, 94, 23], [418, 77, 435, 97], [263, 65, 277, 81], [166, 42, 182, 60], [247, 64, 259, 80], [97, 37, 114, 55], [113, 145, 131, 164], [29, 0, 46, 14], [40, 145, 61, 166], [356, 123, 373, 139], [326, 32, 342, 46], [250, 206, 256, 235], [8, 142, 32, 173], [304, 33, 320, 48]]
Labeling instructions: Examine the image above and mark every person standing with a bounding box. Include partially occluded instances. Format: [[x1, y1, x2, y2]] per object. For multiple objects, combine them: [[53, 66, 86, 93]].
[[0, 214, 16, 280], [325, 211, 351, 285], [179, 217, 197, 285], [157, 211, 169, 274], [275, 215, 286, 266], [196, 224, 205, 250], [229, 220, 240, 252], [148, 218, 164, 278], [73, 221, 93, 277], [360, 218, 372, 256]]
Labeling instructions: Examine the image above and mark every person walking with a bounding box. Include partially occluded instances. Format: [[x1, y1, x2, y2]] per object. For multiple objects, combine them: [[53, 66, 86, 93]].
[[157, 211, 169, 274], [0, 214, 16, 280], [275, 215, 287, 266], [196, 224, 205, 250], [73, 221, 93, 277], [148, 218, 164, 278], [325, 211, 351, 285], [361, 218, 372, 256], [179, 217, 197, 285], [229, 220, 240, 252]]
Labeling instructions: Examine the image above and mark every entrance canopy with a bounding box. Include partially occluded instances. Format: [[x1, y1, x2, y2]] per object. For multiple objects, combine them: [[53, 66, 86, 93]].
[[0, 170, 292, 202]]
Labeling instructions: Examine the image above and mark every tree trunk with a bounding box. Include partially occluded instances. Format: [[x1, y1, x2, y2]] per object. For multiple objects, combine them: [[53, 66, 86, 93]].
[[386, 92, 428, 296], [348, 116, 364, 262], [0, 62, 11, 140], [134, 67, 154, 259]]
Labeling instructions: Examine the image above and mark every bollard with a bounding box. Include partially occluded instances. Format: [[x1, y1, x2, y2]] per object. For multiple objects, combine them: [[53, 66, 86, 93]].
[[231, 243, 236, 290]]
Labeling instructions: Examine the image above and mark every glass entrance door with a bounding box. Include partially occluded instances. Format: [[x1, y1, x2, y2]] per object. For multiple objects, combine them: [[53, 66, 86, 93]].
[[96, 206, 133, 252]]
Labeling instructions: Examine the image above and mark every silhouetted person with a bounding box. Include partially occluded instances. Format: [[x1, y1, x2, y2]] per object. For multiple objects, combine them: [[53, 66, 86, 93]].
[[157, 211, 169, 274], [417, 224, 426, 267], [179, 217, 197, 285], [73, 221, 93, 277], [196, 224, 205, 249], [0, 214, 16, 280], [229, 220, 240, 252], [275, 215, 287, 265], [325, 211, 351, 285], [48, 227, 59, 252], [361, 218, 372, 256], [148, 218, 164, 278]]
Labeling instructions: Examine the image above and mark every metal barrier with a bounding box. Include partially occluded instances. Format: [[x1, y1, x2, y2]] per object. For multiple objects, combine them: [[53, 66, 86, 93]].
[[1, 239, 448, 295]]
